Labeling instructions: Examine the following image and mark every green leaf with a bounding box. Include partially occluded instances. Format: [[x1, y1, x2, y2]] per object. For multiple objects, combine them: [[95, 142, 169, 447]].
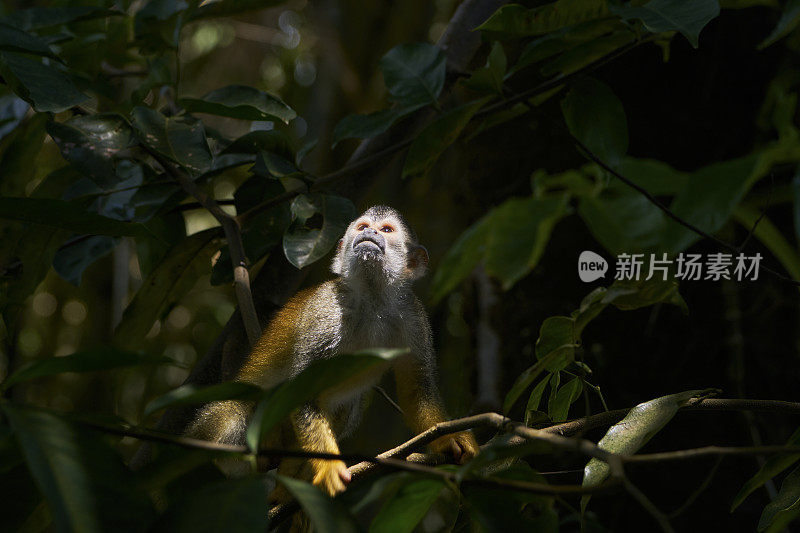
[[464, 41, 507, 95], [0, 51, 87, 112], [758, 464, 800, 532], [478, 1, 610, 38], [283, 193, 356, 270], [611, 0, 721, 48], [2, 349, 177, 390], [221, 130, 295, 160], [429, 195, 565, 303], [370, 476, 446, 533], [428, 214, 492, 305], [561, 77, 628, 169], [332, 106, 420, 147], [483, 196, 567, 289], [379, 43, 447, 108], [581, 389, 714, 511], [511, 18, 629, 75], [0, 197, 152, 238], [663, 155, 759, 252], [179, 85, 296, 123], [0, 23, 59, 59], [578, 193, 666, 254], [47, 114, 134, 189], [247, 349, 405, 450], [759, 0, 800, 48], [134, 0, 188, 52], [609, 157, 689, 195], [548, 377, 583, 423], [734, 206, 800, 282], [503, 344, 576, 413], [114, 228, 222, 348], [0, 5, 118, 30], [145, 382, 263, 417], [540, 31, 635, 77], [402, 98, 489, 179], [732, 426, 800, 511], [524, 378, 550, 425], [131, 106, 213, 175], [154, 477, 270, 533], [276, 475, 359, 533], [2, 404, 156, 533]]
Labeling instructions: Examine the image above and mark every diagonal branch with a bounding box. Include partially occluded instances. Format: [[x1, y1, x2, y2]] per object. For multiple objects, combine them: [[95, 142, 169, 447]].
[[141, 146, 262, 346]]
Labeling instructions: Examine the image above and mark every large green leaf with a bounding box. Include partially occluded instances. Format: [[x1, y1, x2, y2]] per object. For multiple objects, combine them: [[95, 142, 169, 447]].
[[478, 0, 610, 38], [144, 382, 263, 417], [221, 130, 295, 160], [282, 193, 356, 270], [131, 106, 213, 175], [402, 98, 490, 179], [484, 196, 567, 289], [276, 475, 359, 533], [53, 236, 118, 286], [759, 0, 800, 48], [246, 350, 404, 450], [115, 228, 222, 348], [332, 106, 421, 147], [179, 85, 296, 124], [663, 155, 758, 252], [0, 23, 59, 59], [611, 0, 721, 48], [732, 426, 800, 511], [464, 41, 507, 95], [2, 404, 156, 533], [0, 51, 88, 112], [578, 193, 667, 254], [429, 195, 565, 303], [758, 464, 800, 532], [370, 476, 446, 533], [154, 477, 270, 533], [2, 349, 177, 391], [581, 389, 713, 511], [0, 197, 152, 238], [379, 43, 447, 108], [47, 115, 133, 189], [561, 77, 628, 169]]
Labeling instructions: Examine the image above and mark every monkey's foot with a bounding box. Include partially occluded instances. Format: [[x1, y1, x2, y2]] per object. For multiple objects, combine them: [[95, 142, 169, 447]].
[[312, 460, 351, 496], [430, 431, 479, 464]]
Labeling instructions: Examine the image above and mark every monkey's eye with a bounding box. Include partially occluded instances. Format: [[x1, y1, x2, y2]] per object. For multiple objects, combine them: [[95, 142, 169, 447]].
[[380, 225, 394, 233], [357, 223, 368, 231]]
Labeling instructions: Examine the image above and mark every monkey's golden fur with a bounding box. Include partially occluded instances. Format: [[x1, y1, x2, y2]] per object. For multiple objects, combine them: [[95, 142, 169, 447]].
[[187, 205, 478, 499]]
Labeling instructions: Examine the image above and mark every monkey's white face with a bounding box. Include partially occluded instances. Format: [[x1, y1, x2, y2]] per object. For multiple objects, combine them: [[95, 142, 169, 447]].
[[331, 208, 427, 288]]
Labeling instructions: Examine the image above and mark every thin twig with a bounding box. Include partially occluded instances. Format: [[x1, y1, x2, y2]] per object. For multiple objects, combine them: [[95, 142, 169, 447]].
[[623, 478, 675, 533], [372, 386, 404, 416], [141, 145, 262, 346], [668, 456, 723, 519]]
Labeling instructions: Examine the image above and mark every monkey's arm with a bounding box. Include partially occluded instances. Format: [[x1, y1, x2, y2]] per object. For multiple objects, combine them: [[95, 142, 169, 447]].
[[291, 404, 351, 495], [395, 305, 479, 463]]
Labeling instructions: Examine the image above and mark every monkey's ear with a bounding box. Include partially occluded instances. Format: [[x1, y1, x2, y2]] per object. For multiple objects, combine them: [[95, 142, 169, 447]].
[[407, 245, 429, 279], [330, 239, 344, 275]]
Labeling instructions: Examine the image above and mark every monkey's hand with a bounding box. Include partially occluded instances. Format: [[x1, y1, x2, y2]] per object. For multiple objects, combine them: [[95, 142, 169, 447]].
[[312, 460, 352, 496], [429, 431, 479, 464]]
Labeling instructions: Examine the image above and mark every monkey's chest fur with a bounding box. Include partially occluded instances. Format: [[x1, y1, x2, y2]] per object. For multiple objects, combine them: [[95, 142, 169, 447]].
[[291, 281, 415, 436]]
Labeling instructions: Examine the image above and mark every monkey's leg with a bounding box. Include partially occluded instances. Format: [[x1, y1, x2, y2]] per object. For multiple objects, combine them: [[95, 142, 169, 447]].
[[291, 404, 351, 496]]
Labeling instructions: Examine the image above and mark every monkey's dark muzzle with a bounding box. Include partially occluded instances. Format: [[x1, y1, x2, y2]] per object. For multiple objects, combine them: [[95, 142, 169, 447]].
[[353, 230, 385, 254]]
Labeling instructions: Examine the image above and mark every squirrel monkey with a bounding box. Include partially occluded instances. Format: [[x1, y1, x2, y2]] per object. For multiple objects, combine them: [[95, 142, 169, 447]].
[[187, 205, 478, 496]]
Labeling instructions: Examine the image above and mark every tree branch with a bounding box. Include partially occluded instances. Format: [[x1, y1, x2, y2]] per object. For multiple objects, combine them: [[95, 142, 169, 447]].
[[142, 146, 262, 346]]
